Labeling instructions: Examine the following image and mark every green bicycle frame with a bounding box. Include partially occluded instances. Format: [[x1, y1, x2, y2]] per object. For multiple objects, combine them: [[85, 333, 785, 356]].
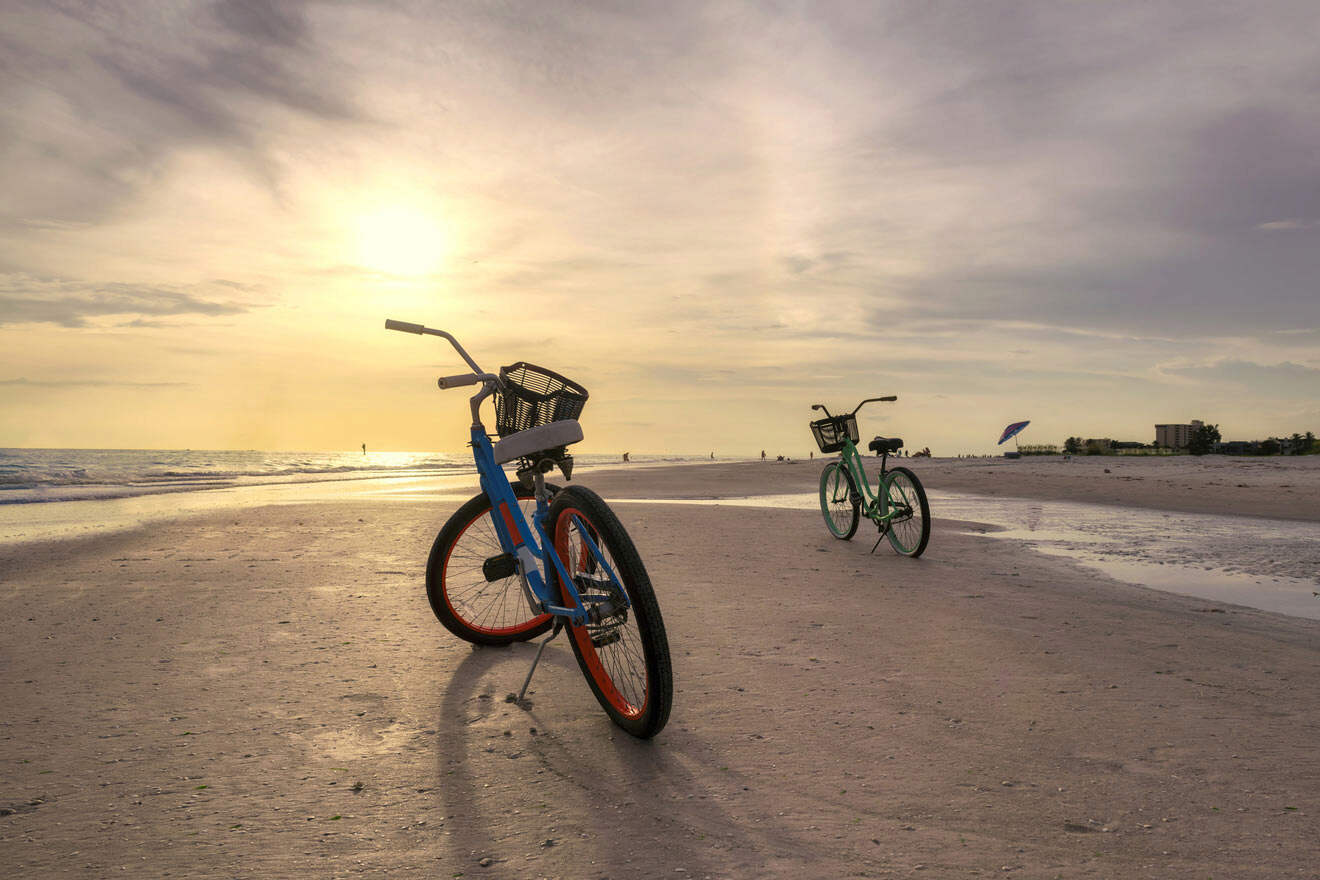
[[832, 437, 904, 523]]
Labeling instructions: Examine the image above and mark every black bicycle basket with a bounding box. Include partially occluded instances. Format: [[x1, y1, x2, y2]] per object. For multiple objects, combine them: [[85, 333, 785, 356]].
[[494, 362, 589, 438], [809, 414, 858, 453]]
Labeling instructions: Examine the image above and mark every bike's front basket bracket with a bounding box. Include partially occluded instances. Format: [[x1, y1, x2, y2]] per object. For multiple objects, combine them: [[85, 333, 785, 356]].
[[810, 415, 859, 453]]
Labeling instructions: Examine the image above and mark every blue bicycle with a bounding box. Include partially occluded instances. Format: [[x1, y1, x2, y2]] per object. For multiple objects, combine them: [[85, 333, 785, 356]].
[[386, 319, 672, 738]]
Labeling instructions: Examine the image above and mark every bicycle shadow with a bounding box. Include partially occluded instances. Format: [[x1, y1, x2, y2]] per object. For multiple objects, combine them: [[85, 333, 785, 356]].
[[433, 639, 856, 877]]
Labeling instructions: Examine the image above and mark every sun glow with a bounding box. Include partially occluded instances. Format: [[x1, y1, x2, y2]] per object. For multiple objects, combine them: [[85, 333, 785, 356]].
[[354, 205, 448, 275]]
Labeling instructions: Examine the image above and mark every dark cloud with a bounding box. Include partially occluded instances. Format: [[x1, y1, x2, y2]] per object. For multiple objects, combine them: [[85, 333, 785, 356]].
[[0, 275, 249, 327], [888, 233, 1320, 337], [813, 2, 1320, 340], [213, 0, 307, 47], [1160, 359, 1320, 396], [0, 0, 361, 226]]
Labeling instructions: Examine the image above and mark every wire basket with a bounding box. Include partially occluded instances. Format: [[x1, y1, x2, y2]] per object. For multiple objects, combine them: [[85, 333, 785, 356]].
[[494, 362, 589, 438], [809, 414, 858, 453]]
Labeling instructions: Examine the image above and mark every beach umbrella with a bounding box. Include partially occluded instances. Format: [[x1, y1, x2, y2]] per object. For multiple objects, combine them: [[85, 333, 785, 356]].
[[998, 420, 1030, 446]]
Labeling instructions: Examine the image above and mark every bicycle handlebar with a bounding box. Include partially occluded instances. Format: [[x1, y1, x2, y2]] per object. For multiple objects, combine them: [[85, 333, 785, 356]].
[[852, 396, 896, 414], [437, 373, 485, 390], [810, 396, 899, 419], [384, 317, 487, 378]]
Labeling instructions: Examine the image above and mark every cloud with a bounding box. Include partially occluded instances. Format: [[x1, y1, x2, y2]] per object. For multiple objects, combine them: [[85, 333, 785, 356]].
[[1159, 359, 1320, 396], [1, 1, 1318, 450], [0, 274, 250, 327], [0, 0, 363, 226], [798, 4, 1320, 340], [1257, 219, 1320, 231], [0, 377, 190, 388]]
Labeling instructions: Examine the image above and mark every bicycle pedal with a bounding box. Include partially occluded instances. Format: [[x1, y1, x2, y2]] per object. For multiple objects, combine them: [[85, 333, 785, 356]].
[[482, 552, 517, 582]]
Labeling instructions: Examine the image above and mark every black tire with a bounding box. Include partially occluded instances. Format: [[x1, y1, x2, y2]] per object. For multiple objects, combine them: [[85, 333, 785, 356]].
[[819, 461, 860, 540], [547, 486, 673, 739], [425, 482, 557, 646], [884, 466, 930, 558]]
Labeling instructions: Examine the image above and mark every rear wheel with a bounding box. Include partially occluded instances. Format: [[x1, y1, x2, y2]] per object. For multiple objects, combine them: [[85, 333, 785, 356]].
[[884, 466, 930, 557], [549, 486, 672, 739], [426, 482, 555, 645], [819, 462, 860, 540]]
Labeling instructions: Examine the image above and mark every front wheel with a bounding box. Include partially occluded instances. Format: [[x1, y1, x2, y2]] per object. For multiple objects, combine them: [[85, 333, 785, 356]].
[[425, 482, 555, 646], [548, 486, 672, 739], [819, 461, 860, 540], [883, 466, 930, 558]]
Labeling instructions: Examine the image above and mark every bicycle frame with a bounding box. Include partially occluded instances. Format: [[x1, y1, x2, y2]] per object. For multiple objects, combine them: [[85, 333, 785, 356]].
[[469, 425, 629, 627], [833, 438, 904, 524]]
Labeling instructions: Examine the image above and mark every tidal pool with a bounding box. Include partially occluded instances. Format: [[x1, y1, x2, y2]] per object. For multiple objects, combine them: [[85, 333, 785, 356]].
[[615, 491, 1320, 620]]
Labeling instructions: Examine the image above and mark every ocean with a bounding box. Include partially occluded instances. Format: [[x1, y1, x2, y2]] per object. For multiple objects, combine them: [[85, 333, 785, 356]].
[[0, 447, 720, 545], [0, 448, 712, 505]]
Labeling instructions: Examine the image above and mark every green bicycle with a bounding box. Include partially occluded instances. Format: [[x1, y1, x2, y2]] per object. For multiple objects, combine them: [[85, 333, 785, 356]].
[[809, 397, 931, 557]]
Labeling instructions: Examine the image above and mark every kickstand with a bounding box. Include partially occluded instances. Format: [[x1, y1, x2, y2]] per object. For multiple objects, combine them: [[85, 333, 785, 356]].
[[871, 524, 889, 554], [516, 619, 563, 705]]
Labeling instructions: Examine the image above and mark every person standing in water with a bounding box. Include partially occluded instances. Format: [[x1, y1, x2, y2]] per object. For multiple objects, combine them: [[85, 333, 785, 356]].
[[361, 443, 366, 455]]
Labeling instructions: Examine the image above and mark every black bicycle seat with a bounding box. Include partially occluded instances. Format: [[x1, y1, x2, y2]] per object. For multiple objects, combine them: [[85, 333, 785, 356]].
[[869, 436, 903, 453]]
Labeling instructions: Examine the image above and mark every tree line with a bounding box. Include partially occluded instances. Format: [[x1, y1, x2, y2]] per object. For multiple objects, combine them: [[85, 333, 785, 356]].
[[1060, 427, 1317, 456]]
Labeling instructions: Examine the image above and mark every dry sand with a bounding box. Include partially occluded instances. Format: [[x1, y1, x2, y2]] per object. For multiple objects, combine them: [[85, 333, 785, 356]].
[[2, 458, 1318, 878]]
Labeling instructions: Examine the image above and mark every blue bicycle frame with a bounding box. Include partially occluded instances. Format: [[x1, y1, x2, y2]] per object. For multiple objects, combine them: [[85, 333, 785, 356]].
[[469, 425, 630, 628]]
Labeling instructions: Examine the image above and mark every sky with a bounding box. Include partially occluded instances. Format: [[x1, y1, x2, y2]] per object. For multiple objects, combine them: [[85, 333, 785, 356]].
[[2, 0, 1318, 456]]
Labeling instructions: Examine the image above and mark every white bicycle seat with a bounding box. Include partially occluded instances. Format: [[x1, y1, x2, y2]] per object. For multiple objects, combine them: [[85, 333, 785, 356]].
[[492, 420, 584, 465]]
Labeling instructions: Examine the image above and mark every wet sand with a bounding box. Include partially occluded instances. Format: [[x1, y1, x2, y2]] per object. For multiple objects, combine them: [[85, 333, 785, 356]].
[[2, 458, 1318, 878]]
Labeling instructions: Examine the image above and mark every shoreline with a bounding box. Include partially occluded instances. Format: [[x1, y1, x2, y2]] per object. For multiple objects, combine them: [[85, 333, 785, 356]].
[[576, 455, 1320, 523]]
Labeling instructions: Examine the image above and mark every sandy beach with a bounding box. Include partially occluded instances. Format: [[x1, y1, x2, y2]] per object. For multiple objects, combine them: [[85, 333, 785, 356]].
[[2, 457, 1318, 878]]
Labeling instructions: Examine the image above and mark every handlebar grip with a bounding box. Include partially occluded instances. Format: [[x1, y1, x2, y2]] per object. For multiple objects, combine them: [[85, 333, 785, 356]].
[[437, 373, 481, 390], [881, 395, 897, 402], [385, 319, 425, 334]]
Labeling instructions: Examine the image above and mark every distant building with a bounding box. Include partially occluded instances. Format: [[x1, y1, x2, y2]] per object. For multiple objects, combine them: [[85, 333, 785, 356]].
[[1155, 420, 1203, 449]]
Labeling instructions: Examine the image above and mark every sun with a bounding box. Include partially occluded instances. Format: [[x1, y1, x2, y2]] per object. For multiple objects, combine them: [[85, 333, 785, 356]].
[[354, 205, 447, 276]]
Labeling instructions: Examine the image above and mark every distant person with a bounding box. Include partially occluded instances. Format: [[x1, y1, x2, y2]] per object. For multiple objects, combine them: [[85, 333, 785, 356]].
[[361, 443, 366, 455], [761, 450, 766, 460], [710, 451, 715, 459], [809, 451, 813, 460], [622, 452, 630, 463]]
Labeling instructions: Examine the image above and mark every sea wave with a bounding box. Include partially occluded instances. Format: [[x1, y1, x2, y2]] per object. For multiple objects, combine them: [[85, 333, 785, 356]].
[[0, 448, 715, 503], [0, 449, 474, 501]]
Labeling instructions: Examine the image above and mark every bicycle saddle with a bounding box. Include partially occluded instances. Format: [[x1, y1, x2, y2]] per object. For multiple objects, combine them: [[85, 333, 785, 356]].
[[493, 420, 584, 465], [869, 436, 903, 454]]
